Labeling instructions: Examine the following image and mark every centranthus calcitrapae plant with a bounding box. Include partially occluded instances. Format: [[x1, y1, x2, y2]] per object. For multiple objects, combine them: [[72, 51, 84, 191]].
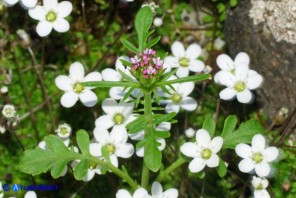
[[18, 7, 279, 198]]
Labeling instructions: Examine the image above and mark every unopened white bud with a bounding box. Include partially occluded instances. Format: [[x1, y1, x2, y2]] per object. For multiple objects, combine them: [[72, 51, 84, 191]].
[[153, 17, 163, 27], [0, 125, 6, 134], [2, 104, 16, 119], [55, 123, 72, 138], [0, 86, 8, 94], [214, 37, 225, 50], [185, 128, 195, 138]]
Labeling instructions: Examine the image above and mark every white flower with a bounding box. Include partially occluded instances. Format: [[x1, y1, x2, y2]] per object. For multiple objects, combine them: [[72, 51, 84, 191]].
[[153, 17, 163, 27], [55, 123, 71, 138], [214, 52, 250, 84], [89, 126, 134, 167], [217, 63, 263, 103], [213, 37, 225, 50], [181, 129, 223, 173], [0, 125, 6, 134], [95, 98, 136, 130], [185, 128, 195, 138], [116, 188, 148, 198], [24, 191, 37, 198], [71, 160, 102, 181], [2, 104, 16, 119], [164, 41, 205, 78], [0, 86, 8, 94], [28, 0, 72, 37], [251, 176, 270, 198], [159, 76, 197, 113], [55, 62, 102, 108], [129, 122, 170, 157], [148, 181, 178, 198], [3, 0, 37, 9], [235, 134, 279, 177]]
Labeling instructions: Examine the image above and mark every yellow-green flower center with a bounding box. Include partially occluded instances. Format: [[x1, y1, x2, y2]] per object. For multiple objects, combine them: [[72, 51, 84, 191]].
[[60, 127, 68, 135], [172, 93, 182, 104], [256, 183, 263, 190], [105, 144, 116, 154], [179, 57, 189, 67], [201, 149, 212, 159], [89, 161, 97, 169], [231, 69, 236, 75], [234, 81, 246, 92], [113, 113, 125, 125], [73, 83, 84, 93], [46, 11, 57, 22], [252, 152, 263, 163]]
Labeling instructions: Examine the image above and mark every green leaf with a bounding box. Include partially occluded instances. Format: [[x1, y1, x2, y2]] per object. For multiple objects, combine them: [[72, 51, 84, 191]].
[[120, 38, 138, 53], [118, 69, 136, 83], [144, 138, 162, 172], [217, 3, 225, 13], [196, 171, 205, 179], [135, 7, 154, 51], [155, 131, 170, 138], [160, 68, 178, 82], [221, 115, 237, 137], [51, 162, 67, 178], [101, 146, 111, 163], [136, 138, 147, 149], [152, 113, 176, 125], [146, 36, 161, 49], [202, 117, 215, 137], [82, 81, 138, 88], [76, 130, 90, 155], [121, 87, 134, 102], [45, 135, 68, 152], [217, 158, 227, 177], [74, 160, 88, 180], [222, 120, 265, 149], [229, 0, 237, 7], [126, 115, 146, 134], [157, 74, 211, 86], [120, 58, 133, 68]]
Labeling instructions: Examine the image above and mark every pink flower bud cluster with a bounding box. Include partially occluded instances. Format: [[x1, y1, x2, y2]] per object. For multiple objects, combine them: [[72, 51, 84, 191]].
[[130, 48, 164, 78]]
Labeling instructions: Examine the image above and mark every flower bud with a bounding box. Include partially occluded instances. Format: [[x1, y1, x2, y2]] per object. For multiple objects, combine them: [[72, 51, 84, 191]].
[[185, 128, 195, 138], [17, 29, 31, 48], [153, 17, 163, 27]]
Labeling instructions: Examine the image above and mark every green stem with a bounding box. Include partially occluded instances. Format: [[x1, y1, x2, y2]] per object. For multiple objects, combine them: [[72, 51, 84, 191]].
[[156, 157, 186, 182], [141, 92, 153, 189]]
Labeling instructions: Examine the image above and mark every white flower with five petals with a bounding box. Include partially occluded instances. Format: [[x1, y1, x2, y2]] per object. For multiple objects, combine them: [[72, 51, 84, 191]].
[[181, 129, 223, 173], [235, 134, 279, 177], [116, 188, 148, 198], [95, 98, 136, 131], [159, 75, 197, 113], [3, 0, 37, 9], [89, 126, 134, 167], [164, 41, 205, 78], [55, 62, 102, 108], [251, 176, 270, 198], [28, 0, 72, 37]]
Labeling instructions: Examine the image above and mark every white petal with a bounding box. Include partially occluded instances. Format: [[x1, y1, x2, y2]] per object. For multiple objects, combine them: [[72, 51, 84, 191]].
[[179, 97, 197, 111], [69, 62, 85, 82], [171, 41, 185, 58], [176, 67, 189, 78], [79, 89, 97, 107], [83, 169, 95, 181], [163, 189, 178, 198], [129, 130, 144, 141], [254, 190, 270, 198], [155, 122, 171, 131], [206, 154, 219, 167], [28, 5, 45, 20], [189, 59, 205, 72], [60, 91, 78, 108], [234, 52, 250, 67], [110, 154, 118, 167], [116, 189, 132, 198], [214, 71, 223, 84], [255, 162, 270, 177], [24, 191, 37, 198], [165, 102, 180, 113], [185, 43, 202, 59], [178, 82, 194, 97], [115, 143, 134, 158], [195, 129, 211, 147], [110, 87, 126, 100], [263, 147, 279, 162], [219, 88, 236, 100], [216, 54, 234, 71], [151, 182, 163, 196], [55, 75, 73, 91], [252, 134, 266, 152], [95, 115, 114, 129], [180, 142, 199, 158], [93, 127, 110, 145], [157, 138, 166, 151], [217, 71, 236, 87], [56, 1, 72, 18], [235, 63, 249, 80], [189, 157, 206, 173], [124, 114, 137, 126], [111, 125, 128, 144], [133, 188, 149, 197], [102, 98, 118, 116], [102, 68, 121, 81], [235, 144, 252, 158], [116, 56, 130, 71], [210, 137, 223, 153], [118, 102, 134, 117], [246, 74, 263, 90], [238, 158, 255, 173], [136, 147, 144, 157], [43, 0, 57, 9], [83, 71, 102, 82], [164, 56, 179, 68], [89, 143, 102, 157], [3, 0, 18, 6], [36, 21, 53, 37], [20, 0, 37, 8], [237, 89, 253, 104], [53, 18, 70, 33]]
